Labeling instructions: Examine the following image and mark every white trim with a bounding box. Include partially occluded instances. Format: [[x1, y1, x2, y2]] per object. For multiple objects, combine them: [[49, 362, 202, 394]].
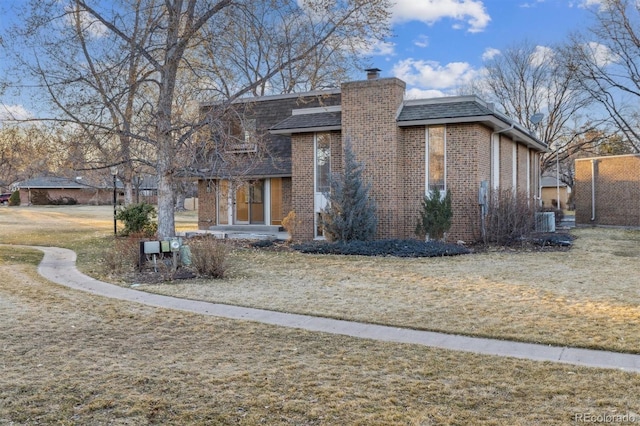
[[404, 95, 486, 106], [292, 105, 341, 115], [264, 179, 271, 226], [512, 143, 518, 190], [199, 88, 341, 107], [491, 133, 500, 190], [526, 149, 531, 199], [270, 125, 341, 135], [314, 133, 330, 238]]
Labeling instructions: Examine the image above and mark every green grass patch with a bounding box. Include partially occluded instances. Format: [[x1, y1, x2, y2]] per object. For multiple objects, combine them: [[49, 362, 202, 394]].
[[0, 246, 43, 266]]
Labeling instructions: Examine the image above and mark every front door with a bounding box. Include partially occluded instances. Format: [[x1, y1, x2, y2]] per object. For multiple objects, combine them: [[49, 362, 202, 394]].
[[234, 181, 265, 224]]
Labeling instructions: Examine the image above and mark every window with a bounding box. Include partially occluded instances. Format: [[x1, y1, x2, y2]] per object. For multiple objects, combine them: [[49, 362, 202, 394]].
[[226, 118, 258, 153], [426, 125, 446, 193], [315, 133, 331, 193]]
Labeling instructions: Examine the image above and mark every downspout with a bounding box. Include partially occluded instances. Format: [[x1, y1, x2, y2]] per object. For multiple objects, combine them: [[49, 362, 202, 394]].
[[591, 159, 597, 221]]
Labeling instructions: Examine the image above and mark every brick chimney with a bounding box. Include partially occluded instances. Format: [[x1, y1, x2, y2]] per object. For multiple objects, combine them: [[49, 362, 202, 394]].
[[365, 68, 381, 80], [340, 75, 406, 239]]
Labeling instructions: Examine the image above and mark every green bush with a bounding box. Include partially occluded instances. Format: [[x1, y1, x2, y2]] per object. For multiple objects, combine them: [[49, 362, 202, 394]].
[[415, 188, 453, 241], [116, 203, 157, 237], [8, 191, 20, 206], [321, 138, 377, 242]]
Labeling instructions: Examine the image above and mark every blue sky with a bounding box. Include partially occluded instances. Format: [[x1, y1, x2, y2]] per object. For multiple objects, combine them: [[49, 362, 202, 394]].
[[1, 0, 603, 119], [370, 0, 602, 98]]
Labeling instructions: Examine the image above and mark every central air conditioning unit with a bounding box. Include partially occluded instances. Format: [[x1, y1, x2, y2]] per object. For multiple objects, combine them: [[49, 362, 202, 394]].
[[535, 212, 556, 233]]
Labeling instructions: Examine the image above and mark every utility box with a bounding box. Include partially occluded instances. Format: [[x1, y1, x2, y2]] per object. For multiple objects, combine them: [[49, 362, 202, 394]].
[[143, 241, 161, 254], [535, 212, 556, 233]]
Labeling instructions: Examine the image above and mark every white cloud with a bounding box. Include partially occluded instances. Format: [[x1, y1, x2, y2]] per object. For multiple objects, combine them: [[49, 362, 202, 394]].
[[64, 6, 108, 38], [520, 0, 545, 8], [575, 0, 604, 8], [405, 87, 447, 99], [392, 0, 491, 33], [355, 38, 396, 56], [391, 58, 481, 91], [529, 45, 554, 67], [482, 47, 501, 61], [414, 34, 429, 48], [585, 41, 618, 67], [0, 104, 32, 121]]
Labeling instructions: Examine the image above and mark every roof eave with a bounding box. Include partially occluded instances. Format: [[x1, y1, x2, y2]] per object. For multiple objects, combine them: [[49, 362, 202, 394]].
[[398, 115, 547, 151], [270, 125, 342, 135]]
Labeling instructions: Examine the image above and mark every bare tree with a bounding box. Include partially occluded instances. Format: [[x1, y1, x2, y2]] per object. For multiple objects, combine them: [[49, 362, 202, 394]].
[[6, 0, 390, 239], [0, 124, 70, 189], [198, 0, 378, 97], [562, 0, 640, 153], [481, 40, 603, 184]]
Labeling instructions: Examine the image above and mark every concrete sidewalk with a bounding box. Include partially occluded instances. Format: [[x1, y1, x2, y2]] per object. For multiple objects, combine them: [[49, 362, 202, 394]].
[[20, 245, 640, 373]]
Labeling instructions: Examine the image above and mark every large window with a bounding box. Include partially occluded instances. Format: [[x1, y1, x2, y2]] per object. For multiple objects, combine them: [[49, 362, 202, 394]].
[[426, 125, 446, 193], [315, 133, 331, 193]]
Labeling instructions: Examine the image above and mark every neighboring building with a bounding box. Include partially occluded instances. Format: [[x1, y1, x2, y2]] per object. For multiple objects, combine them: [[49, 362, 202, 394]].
[[16, 176, 120, 205], [574, 154, 640, 227], [195, 72, 547, 242], [540, 176, 571, 210]]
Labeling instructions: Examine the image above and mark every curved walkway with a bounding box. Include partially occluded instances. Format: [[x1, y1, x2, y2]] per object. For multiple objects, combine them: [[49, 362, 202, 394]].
[[19, 245, 640, 373]]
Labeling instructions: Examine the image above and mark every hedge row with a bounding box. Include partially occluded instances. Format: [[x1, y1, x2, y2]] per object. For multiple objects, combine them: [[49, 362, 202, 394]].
[[292, 239, 470, 257]]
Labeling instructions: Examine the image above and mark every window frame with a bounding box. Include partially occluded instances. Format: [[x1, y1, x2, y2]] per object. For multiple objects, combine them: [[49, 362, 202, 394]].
[[425, 125, 447, 196]]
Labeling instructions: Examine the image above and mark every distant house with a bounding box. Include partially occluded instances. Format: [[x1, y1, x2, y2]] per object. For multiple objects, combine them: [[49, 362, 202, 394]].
[[540, 176, 571, 210], [194, 72, 547, 242], [16, 176, 119, 205], [574, 154, 640, 227]]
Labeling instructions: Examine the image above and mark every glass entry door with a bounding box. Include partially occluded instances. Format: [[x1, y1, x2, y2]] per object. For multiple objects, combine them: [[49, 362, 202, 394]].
[[234, 180, 264, 224]]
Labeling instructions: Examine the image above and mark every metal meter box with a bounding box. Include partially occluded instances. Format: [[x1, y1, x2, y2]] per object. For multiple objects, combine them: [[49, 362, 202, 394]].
[[143, 241, 161, 254]]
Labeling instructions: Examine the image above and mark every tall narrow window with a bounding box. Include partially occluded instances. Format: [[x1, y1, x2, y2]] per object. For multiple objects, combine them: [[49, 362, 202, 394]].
[[427, 125, 446, 193], [315, 133, 331, 193]]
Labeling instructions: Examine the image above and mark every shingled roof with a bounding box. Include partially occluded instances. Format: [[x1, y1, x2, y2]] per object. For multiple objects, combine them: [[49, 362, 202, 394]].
[[269, 95, 545, 150], [397, 99, 495, 122], [270, 109, 341, 134]]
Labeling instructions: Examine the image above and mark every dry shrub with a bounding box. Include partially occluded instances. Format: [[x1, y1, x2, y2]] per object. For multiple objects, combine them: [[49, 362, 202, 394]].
[[481, 189, 536, 245], [188, 236, 228, 279], [104, 234, 144, 274], [281, 210, 300, 241]]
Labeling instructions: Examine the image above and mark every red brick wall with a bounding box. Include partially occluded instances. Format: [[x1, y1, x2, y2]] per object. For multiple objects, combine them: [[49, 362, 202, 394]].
[[445, 123, 492, 242], [341, 78, 406, 239], [500, 136, 514, 189], [19, 188, 114, 205], [398, 126, 426, 238], [517, 144, 530, 194], [197, 180, 217, 229], [291, 133, 315, 241], [281, 177, 292, 220], [575, 155, 640, 227]]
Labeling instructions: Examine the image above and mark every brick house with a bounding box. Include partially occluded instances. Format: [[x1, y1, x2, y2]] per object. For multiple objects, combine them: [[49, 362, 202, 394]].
[[196, 73, 547, 242], [16, 176, 119, 205], [574, 154, 640, 227]]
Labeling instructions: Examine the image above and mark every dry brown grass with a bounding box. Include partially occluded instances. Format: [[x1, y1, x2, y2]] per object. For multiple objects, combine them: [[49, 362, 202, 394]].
[[2, 255, 640, 425], [1, 206, 640, 354], [2, 207, 640, 423], [148, 228, 640, 353]]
